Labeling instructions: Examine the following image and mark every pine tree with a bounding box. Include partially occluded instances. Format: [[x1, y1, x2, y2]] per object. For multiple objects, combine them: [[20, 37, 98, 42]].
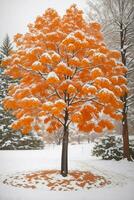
[[92, 135, 134, 160], [0, 54, 4, 64], [0, 35, 13, 57]]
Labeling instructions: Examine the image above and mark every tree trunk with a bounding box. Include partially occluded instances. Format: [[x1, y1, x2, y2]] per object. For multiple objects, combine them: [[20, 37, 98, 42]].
[[120, 24, 131, 160], [88, 135, 90, 143], [122, 94, 131, 160], [61, 127, 69, 177], [78, 135, 80, 144], [57, 139, 61, 145]]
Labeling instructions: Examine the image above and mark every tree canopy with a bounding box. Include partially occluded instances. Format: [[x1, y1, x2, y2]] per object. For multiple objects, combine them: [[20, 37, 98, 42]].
[[2, 4, 127, 136]]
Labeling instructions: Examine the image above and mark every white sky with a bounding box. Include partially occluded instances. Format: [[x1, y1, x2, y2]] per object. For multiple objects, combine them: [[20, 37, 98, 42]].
[[0, 0, 87, 44]]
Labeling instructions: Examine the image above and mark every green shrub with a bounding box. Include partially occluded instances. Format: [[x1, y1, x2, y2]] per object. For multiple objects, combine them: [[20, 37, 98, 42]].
[[92, 135, 134, 160]]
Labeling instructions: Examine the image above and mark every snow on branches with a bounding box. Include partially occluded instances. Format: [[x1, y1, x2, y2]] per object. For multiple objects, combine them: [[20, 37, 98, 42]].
[[2, 4, 127, 135]]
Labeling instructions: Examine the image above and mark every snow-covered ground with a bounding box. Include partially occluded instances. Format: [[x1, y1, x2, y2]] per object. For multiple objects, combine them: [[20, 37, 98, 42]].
[[0, 143, 134, 200]]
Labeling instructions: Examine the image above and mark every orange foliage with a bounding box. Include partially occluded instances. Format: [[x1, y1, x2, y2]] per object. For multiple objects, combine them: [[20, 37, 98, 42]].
[[19, 98, 41, 108], [98, 120, 114, 130], [51, 53, 61, 63], [58, 81, 70, 91], [78, 122, 95, 132], [94, 77, 111, 90], [90, 68, 103, 80], [21, 126, 32, 134], [11, 116, 33, 132], [67, 44, 76, 52], [71, 112, 82, 123], [55, 62, 73, 76], [103, 105, 114, 115], [69, 57, 80, 67], [92, 54, 106, 66], [44, 117, 51, 123], [89, 22, 101, 31], [20, 117, 33, 126], [32, 61, 44, 72], [34, 125, 40, 131], [55, 100, 66, 110], [14, 88, 31, 99], [5, 65, 22, 79], [4, 97, 18, 110], [97, 89, 116, 104], [47, 72, 59, 84], [67, 84, 76, 94], [81, 58, 91, 68], [94, 126, 102, 133], [108, 50, 121, 59], [80, 105, 96, 121], [42, 102, 53, 111], [118, 76, 127, 84], [79, 69, 90, 82], [82, 85, 97, 95], [110, 113, 123, 120], [40, 53, 51, 64], [113, 86, 123, 96], [51, 107, 61, 115], [15, 110, 26, 119], [4, 4, 127, 136], [120, 84, 128, 94], [2, 57, 12, 67]]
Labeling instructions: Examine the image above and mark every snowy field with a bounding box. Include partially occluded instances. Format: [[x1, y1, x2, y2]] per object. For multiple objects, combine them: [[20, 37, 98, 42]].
[[0, 143, 134, 200]]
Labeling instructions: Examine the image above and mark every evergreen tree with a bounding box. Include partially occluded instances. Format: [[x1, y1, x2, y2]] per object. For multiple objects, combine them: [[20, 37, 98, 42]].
[[0, 35, 13, 57], [92, 135, 134, 160], [0, 54, 4, 64]]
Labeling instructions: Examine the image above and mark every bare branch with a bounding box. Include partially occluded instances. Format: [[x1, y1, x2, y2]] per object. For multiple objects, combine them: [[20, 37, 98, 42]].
[[53, 116, 64, 126]]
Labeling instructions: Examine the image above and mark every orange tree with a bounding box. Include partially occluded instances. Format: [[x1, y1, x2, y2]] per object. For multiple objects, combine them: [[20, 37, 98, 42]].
[[2, 5, 128, 176]]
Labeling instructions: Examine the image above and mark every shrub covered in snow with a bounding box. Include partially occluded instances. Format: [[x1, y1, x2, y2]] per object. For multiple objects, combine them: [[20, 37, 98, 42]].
[[0, 131, 44, 150], [92, 135, 134, 160], [16, 135, 44, 150]]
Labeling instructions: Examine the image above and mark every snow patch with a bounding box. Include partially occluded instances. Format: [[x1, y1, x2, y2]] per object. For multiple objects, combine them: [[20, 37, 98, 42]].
[[47, 72, 59, 80]]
